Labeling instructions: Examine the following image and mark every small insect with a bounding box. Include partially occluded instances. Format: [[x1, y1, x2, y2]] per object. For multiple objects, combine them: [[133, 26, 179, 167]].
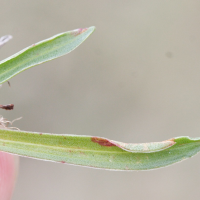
[[0, 104, 14, 110]]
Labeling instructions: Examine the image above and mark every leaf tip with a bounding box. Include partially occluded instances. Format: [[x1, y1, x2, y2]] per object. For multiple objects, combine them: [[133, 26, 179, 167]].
[[71, 26, 95, 37]]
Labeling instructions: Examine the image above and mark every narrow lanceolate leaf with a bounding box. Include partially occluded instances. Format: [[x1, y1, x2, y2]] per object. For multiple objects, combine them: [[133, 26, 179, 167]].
[[0, 27, 95, 84], [0, 129, 200, 170]]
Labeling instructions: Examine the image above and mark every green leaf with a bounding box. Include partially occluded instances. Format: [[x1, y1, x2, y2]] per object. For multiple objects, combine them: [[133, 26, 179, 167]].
[[0, 129, 199, 170], [0, 27, 95, 84], [1, 27, 199, 170]]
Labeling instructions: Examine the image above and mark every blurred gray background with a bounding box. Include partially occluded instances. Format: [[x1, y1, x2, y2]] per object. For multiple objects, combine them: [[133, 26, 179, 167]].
[[1, 0, 200, 199]]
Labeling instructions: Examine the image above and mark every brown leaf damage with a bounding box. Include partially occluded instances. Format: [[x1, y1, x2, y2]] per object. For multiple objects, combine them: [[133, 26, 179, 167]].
[[91, 137, 116, 147], [91, 137, 176, 153]]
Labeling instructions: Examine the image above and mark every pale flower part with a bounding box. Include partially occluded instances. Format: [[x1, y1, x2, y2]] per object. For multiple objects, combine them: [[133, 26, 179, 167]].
[[0, 151, 19, 200], [0, 35, 12, 47]]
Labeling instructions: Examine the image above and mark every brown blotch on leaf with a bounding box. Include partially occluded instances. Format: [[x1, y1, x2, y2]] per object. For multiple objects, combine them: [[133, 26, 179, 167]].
[[91, 137, 116, 147]]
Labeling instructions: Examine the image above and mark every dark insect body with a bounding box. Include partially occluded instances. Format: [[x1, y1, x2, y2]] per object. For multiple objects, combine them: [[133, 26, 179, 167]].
[[0, 104, 14, 110]]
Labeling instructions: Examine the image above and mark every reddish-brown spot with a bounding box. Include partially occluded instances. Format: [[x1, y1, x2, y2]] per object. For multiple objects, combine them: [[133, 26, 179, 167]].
[[91, 137, 115, 147], [3, 143, 5, 146], [60, 161, 65, 164], [32, 44, 35, 47], [39, 133, 43, 135], [71, 28, 87, 36]]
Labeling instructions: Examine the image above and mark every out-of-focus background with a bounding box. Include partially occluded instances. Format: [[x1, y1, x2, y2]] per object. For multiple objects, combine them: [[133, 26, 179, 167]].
[[1, 0, 200, 199]]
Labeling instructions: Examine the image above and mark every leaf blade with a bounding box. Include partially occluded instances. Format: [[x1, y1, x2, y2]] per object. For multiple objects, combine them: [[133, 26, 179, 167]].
[[0, 129, 199, 170], [0, 27, 95, 84]]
